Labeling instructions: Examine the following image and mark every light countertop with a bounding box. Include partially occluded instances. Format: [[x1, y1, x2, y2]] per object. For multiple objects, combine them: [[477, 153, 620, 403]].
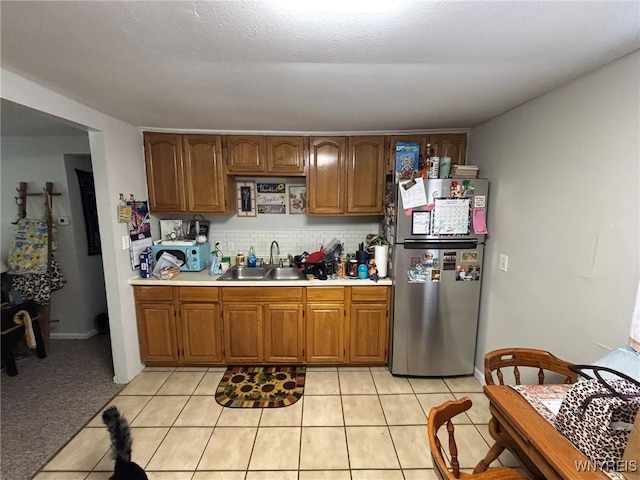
[[129, 269, 393, 287]]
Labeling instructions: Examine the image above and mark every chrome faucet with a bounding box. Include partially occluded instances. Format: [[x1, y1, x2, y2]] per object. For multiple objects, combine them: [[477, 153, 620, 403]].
[[269, 240, 280, 265]]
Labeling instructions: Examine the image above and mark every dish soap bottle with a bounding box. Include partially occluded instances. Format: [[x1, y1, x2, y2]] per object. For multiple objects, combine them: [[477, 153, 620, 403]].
[[247, 246, 257, 267], [209, 252, 219, 276]]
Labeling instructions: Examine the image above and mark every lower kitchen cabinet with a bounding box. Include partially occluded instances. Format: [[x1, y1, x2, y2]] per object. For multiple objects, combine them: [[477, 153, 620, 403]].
[[223, 304, 263, 363], [349, 304, 388, 363], [221, 287, 304, 364], [180, 303, 223, 363], [136, 301, 179, 363], [264, 304, 304, 363], [349, 286, 389, 364], [134, 286, 223, 366], [305, 287, 346, 364], [134, 285, 389, 366]]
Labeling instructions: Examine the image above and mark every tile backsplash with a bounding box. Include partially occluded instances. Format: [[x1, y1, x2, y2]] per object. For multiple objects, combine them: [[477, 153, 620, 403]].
[[209, 228, 378, 261]]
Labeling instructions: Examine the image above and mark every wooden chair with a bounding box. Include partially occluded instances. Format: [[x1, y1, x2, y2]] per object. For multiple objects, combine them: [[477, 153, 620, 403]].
[[475, 348, 579, 478], [484, 347, 578, 386], [428, 397, 527, 479]]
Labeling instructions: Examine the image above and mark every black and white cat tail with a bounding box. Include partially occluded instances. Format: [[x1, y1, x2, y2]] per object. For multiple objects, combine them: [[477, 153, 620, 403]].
[[102, 406, 148, 480]]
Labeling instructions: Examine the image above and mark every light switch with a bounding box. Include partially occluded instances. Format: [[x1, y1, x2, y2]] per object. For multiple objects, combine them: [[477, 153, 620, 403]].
[[499, 254, 508, 272]]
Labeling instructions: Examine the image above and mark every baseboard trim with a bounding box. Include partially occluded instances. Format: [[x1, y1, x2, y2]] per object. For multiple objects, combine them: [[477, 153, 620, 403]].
[[50, 329, 99, 340], [474, 366, 486, 385]]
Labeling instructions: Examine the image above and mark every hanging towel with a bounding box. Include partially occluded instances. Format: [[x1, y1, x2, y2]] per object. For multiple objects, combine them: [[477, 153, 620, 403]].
[[13, 310, 36, 349], [11, 258, 66, 305], [7, 219, 50, 274]]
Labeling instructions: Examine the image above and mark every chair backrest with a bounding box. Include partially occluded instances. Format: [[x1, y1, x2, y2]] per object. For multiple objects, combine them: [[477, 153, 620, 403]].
[[427, 397, 472, 480], [484, 348, 578, 385]]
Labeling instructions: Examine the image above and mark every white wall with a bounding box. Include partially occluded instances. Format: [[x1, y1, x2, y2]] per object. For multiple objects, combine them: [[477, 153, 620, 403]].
[[63, 154, 108, 337], [2, 68, 147, 383], [469, 51, 640, 369]]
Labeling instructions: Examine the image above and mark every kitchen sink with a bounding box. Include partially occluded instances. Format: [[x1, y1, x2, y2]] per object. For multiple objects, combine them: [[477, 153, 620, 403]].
[[217, 266, 307, 281], [217, 266, 268, 281], [264, 267, 306, 280]]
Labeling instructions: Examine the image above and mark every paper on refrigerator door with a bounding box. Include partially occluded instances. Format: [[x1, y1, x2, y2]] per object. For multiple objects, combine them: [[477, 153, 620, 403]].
[[399, 179, 427, 209], [472, 207, 488, 234]]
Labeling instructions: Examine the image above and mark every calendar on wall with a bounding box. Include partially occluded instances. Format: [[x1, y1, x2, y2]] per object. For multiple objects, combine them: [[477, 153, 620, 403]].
[[432, 198, 470, 235]]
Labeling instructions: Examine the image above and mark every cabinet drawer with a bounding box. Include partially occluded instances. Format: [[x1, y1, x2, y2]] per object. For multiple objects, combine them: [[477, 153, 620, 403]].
[[351, 286, 388, 302], [134, 286, 174, 302], [307, 287, 345, 302], [222, 287, 303, 302], [178, 287, 219, 302]]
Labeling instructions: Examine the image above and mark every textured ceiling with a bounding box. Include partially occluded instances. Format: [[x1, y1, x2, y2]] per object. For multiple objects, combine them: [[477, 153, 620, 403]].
[[1, 1, 639, 135]]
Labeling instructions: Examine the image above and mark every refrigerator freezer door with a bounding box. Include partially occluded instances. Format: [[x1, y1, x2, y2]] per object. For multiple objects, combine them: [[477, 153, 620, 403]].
[[390, 243, 483, 376], [395, 178, 488, 243]]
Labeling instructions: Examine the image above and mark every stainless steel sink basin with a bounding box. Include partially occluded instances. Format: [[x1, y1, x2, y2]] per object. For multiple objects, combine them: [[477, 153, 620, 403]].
[[264, 267, 306, 280], [218, 266, 268, 281], [217, 266, 306, 281]]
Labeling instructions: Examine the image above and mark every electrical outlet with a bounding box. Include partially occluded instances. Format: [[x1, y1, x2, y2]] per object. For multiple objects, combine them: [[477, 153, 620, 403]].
[[499, 254, 509, 272], [122, 235, 130, 250], [228, 241, 235, 252]]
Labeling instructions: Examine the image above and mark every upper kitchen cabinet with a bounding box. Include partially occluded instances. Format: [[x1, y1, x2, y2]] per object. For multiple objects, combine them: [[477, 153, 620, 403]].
[[225, 135, 266, 174], [144, 133, 186, 212], [144, 133, 234, 214], [386, 133, 468, 174], [307, 137, 346, 215], [346, 136, 386, 215], [387, 135, 427, 175], [266, 136, 306, 175], [307, 136, 385, 216], [429, 133, 467, 166], [225, 135, 306, 176]]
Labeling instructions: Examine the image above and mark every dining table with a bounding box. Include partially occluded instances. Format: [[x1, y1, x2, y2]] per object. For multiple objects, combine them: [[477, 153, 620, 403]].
[[474, 384, 613, 480]]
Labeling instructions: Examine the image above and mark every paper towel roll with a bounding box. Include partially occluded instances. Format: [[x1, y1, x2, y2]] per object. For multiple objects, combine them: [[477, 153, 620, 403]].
[[374, 245, 388, 278], [630, 282, 640, 352]]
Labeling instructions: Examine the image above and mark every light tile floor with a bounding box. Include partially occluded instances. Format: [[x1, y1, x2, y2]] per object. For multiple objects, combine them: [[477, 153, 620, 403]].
[[34, 366, 530, 480]]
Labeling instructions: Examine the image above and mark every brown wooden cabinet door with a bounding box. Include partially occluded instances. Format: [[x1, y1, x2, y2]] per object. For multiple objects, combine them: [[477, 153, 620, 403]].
[[136, 302, 179, 363], [184, 135, 228, 213], [349, 303, 388, 363], [223, 304, 263, 363], [387, 135, 428, 175], [264, 303, 304, 363], [180, 303, 223, 364], [307, 137, 346, 215], [225, 135, 266, 174], [144, 133, 186, 213], [266, 136, 305, 175], [428, 133, 467, 166], [305, 303, 345, 363], [346, 136, 385, 214]]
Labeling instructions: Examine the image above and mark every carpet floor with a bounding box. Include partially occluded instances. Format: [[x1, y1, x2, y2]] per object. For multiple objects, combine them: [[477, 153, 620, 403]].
[[1, 335, 122, 480]]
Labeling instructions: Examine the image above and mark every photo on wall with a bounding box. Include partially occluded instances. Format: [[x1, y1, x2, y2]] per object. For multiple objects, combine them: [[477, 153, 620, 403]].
[[237, 181, 256, 217], [289, 185, 306, 214]]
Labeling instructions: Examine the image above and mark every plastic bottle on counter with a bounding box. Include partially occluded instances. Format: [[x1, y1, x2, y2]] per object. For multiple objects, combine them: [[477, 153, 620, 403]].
[[209, 253, 219, 276], [358, 263, 368, 280], [247, 246, 257, 267]]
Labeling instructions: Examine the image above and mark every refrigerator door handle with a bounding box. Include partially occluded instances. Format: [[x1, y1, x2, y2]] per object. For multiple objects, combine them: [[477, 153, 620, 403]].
[[403, 240, 478, 250]]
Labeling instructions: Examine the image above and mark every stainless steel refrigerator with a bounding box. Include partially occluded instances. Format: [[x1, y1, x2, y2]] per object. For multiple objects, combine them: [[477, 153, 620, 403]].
[[388, 177, 489, 376]]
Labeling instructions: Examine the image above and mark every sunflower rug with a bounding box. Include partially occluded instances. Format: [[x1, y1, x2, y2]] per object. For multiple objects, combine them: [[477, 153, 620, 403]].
[[215, 366, 306, 408]]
